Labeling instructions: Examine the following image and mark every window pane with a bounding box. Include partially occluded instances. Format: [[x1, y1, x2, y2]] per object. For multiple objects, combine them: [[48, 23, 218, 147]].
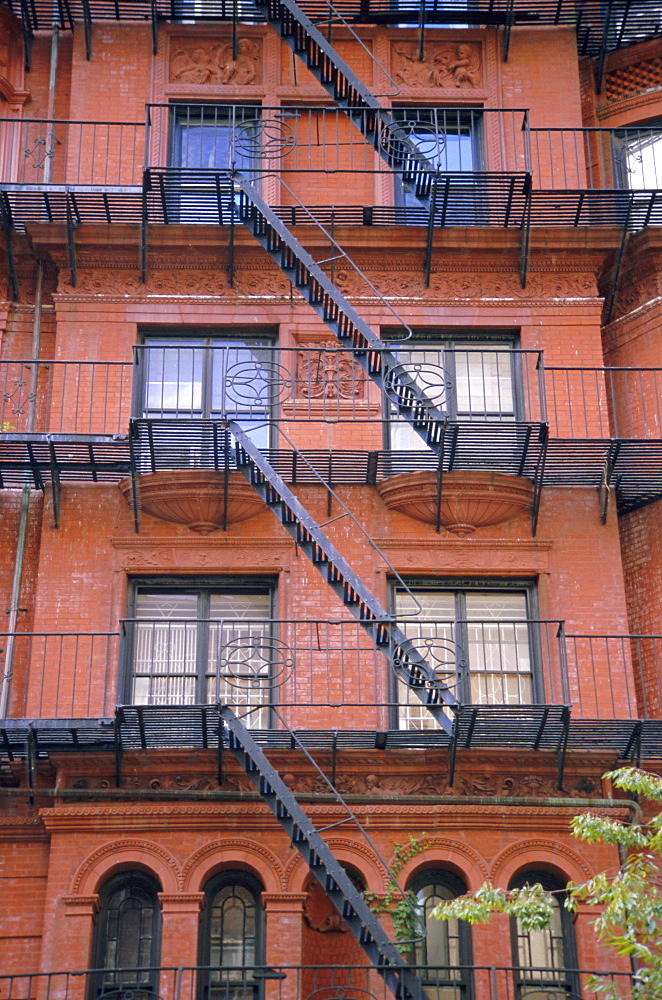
[[465, 592, 531, 705], [139, 335, 273, 448], [395, 586, 534, 725], [396, 590, 457, 730], [130, 587, 273, 720], [143, 341, 205, 416], [387, 340, 515, 450], [133, 593, 199, 705], [453, 343, 514, 418]]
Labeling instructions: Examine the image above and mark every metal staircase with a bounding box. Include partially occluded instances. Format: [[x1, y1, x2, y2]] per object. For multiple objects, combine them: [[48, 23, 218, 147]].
[[220, 703, 428, 1000], [229, 421, 459, 732], [232, 175, 449, 453], [254, 0, 437, 205]]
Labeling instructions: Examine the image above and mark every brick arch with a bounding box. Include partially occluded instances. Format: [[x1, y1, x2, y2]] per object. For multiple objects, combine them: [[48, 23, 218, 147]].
[[72, 839, 182, 895], [285, 839, 387, 894], [396, 839, 490, 893], [489, 838, 595, 888], [182, 839, 285, 893]]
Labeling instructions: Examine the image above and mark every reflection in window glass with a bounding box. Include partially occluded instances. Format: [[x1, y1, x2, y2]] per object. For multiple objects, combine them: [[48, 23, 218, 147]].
[[129, 584, 272, 726], [395, 585, 534, 729], [387, 340, 515, 451]]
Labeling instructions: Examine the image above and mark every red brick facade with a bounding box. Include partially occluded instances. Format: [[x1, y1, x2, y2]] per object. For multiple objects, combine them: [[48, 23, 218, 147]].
[[1, 5, 661, 997]]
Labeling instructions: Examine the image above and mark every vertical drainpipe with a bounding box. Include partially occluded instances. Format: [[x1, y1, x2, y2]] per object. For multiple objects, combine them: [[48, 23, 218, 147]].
[[0, 260, 44, 718], [0, 11, 59, 717], [44, 22, 59, 186]]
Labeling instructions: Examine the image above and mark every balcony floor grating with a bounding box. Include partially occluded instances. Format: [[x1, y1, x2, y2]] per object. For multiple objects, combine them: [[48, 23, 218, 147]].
[[3, 710, 662, 763]]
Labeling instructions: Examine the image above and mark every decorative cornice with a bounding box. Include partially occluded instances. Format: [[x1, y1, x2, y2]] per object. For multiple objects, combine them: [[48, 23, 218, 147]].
[[373, 538, 553, 550], [111, 536, 291, 549]]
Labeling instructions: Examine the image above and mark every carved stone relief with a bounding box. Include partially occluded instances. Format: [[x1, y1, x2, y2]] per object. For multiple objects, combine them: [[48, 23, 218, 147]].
[[170, 38, 262, 86], [296, 341, 366, 399], [392, 42, 481, 89]]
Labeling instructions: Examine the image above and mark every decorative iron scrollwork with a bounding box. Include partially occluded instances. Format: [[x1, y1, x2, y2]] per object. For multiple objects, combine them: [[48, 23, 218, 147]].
[[225, 360, 294, 406], [392, 634, 466, 692], [383, 361, 452, 409], [218, 635, 295, 690], [23, 134, 59, 171], [234, 117, 297, 161], [3, 374, 37, 418], [380, 119, 444, 162]]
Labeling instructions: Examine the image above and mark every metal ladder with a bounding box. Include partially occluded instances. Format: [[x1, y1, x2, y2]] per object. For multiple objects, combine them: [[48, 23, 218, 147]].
[[229, 422, 459, 732], [220, 704, 428, 1000], [232, 175, 448, 454], [254, 0, 437, 204]]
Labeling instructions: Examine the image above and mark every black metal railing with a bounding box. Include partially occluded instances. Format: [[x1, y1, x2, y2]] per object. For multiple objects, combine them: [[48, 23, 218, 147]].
[[0, 964, 637, 1000], [0, 118, 145, 187], [545, 365, 662, 439], [0, 358, 132, 436], [6, 115, 662, 197], [530, 126, 662, 191], [1, 619, 653, 724], [145, 104, 530, 175], [6, 351, 662, 442], [4, 0, 661, 56]]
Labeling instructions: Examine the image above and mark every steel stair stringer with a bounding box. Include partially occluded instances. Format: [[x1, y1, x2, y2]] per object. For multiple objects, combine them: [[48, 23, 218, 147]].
[[232, 175, 448, 455], [229, 421, 459, 732], [219, 704, 428, 1000], [254, 0, 437, 206]]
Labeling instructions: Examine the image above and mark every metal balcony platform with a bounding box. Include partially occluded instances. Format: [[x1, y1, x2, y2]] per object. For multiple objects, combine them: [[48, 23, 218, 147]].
[[3, 708, 662, 763], [544, 439, 662, 515], [0, 185, 144, 232], [0, 717, 116, 758], [1, 435, 661, 516], [0, 434, 131, 488], [2, 0, 660, 58], [5, 183, 662, 235], [452, 705, 570, 752]]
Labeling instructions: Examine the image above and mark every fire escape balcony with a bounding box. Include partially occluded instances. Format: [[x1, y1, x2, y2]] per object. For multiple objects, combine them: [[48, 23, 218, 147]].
[[4, 114, 662, 300], [4, 115, 662, 231], [1, 350, 662, 519], [1, 618, 661, 761]]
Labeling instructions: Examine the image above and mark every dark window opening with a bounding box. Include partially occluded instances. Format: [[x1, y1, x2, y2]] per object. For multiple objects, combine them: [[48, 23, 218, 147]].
[[510, 870, 579, 1000], [407, 869, 473, 1000], [90, 872, 161, 999], [200, 871, 264, 1000]]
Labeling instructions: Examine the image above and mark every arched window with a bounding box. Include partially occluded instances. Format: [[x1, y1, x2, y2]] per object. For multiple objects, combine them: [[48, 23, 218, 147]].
[[90, 871, 161, 998], [407, 869, 473, 1000], [510, 870, 579, 1000], [200, 871, 264, 1000]]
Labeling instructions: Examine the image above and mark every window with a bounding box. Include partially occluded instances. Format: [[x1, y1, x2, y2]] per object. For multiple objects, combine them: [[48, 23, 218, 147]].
[[383, 333, 517, 451], [136, 331, 276, 450], [90, 872, 161, 999], [168, 105, 260, 223], [390, 108, 483, 216], [407, 869, 473, 1000], [200, 871, 264, 1000], [123, 580, 274, 727], [510, 870, 579, 1000], [393, 582, 537, 729], [612, 119, 662, 190]]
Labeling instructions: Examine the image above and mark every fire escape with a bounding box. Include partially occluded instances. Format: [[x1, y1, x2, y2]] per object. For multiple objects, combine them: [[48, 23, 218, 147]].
[[3, 0, 662, 988]]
